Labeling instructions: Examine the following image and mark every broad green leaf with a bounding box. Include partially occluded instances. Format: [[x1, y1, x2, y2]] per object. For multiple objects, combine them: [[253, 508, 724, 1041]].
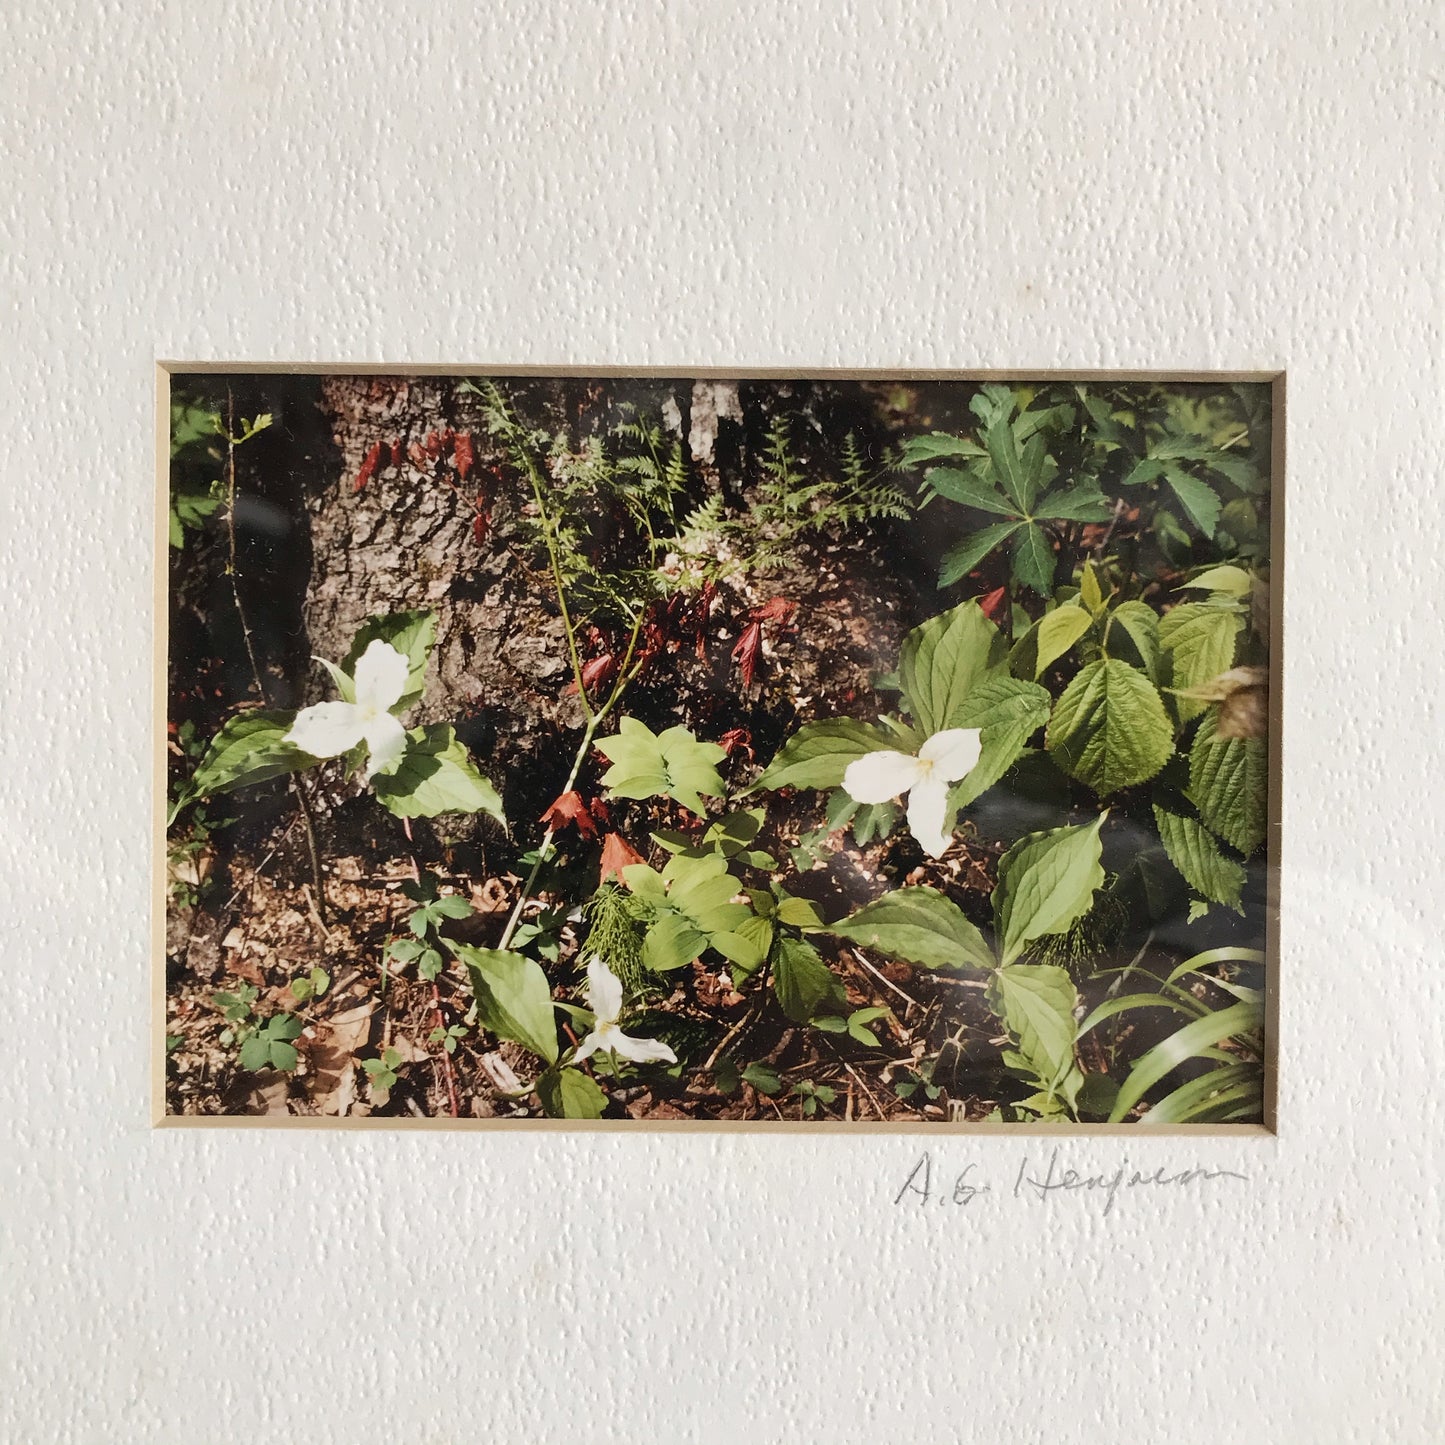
[[315, 656, 355, 703], [537, 1066, 607, 1119], [663, 852, 750, 934], [596, 718, 725, 815], [456, 944, 559, 1064], [1180, 565, 1252, 598], [640, 912, 706, 972], [948, 676, 1051, 809], [1109, 998, 1263, 1122], [829, 886, 994, 972], [775, 895, 824, 930], [1010, 522, 1055, 597], [268, 1040, 299, 1073], [1014, 402, 1075, 442], [898, 600, 1003, 735], [238, 1036, 271, 1072], [993, 817, 1106, 966], [1158, 602, 1243, 722], [927, 466, 1018, 516], [772, 936, 847, 1023], [990, 963, 1080, 1094], [342, 609, 437, 708], [900, 432, 988, 465], [1034, 603, 1093, 678], [1153, 804, 1245, 914], [371, 725, 505, 822], [1162, 466, 1222, 538], [1105, 600, 1161, 680], [1031, 485, 1114, 523], [183, 711, 317, 807], [1079, 560, 1105, 615], [1046, 658, 1175, 794], [938, 520, 1022, 587], [751, 718, 896, 792], [1188, 708, 1268, 857]]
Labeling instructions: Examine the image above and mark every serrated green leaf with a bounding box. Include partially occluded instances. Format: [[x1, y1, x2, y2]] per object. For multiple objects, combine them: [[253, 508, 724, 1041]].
[[1162, 466, 1222, 538], [456, 944, 559, 1064], [990, 963, 1080, 1096], [342, 609, 437, 708], [901, 432, 988, 465], [751, 718, 897, 792], [938, 520, 1023, 587], [1179, 565, 1252, 598], [829, 886, 994, 972], [947, 676, 1051, 810], [1159, 603, 1243, 722], [1030, 485, 1114, 522], [372, 725, 505, 822], [1106, 600, 1161, 680], [985, 417, 1045, 513], [1188, 708, 1267, 857], [898, 600, 1004, 735], [742, 1061, 783, 1096], [537, 1066, 607, 1119], [772, 936, 847, 1023], [1153, 804, 1245, 914], [993, 817, 1106, 966], [1034, 603, 1094, 678], [1046, 658, 1175, 794], [1121, 457, 1166, 487], [182, 711, 317, 808], [1010, 522, 1056, 597], [928, 466, 1018, 516]]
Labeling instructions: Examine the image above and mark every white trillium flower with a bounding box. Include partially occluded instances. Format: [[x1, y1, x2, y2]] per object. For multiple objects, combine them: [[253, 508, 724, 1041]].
[[286, 638, 411, 781], [573, 955, 677, 1065], [841, 728, 983, 859]]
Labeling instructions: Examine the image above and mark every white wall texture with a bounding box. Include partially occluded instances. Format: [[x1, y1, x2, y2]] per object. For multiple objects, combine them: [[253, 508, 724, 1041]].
[[2, 2, 1442, 1441]]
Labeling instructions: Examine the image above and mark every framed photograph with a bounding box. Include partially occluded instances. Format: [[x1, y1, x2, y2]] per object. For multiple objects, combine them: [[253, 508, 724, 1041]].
[[160, 368, 1280, 1128]]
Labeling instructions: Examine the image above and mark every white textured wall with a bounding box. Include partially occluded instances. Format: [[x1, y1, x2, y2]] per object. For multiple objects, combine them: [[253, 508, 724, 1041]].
[[3, 3, 1442, 1441]]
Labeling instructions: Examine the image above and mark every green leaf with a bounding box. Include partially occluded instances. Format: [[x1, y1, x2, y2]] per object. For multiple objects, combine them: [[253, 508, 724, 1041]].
[[1158, 603, 1243, 722], [901, 432, 988, 465], [268, 1040, 299, 1073], [990, 963, 1080, 1096], [1034, 603, 1093, 678], [898, 600, 1003, 735], [341, 610, 437, 708], [829, 886, 994, 972], [1162, 466, 1222, 538], [993, 817, 1106, 966], [984, 417, 1044, 513], [1030, 485, 1114, 522], [371, 725, 505, 822], [1010, 523, 1056, 598], [1046, 658, 1175, 794], [236, 1036, 270, 1071], [947, 676, 1051, 810], [772, 936, 847, 1023], [1121, 457, 1166, 487], [1188, 708, 1267, 857], [742, 1062, 783, 1096], [1109, 999, 1263, 1122], [640, 912, 707, 973], [751, 718, 897, 792], [928, 466, 1018, 516], [456, 944, 559, 1065], [774, 896, 824, 930], [1179, 565, 1252, 598], [937, 520, 1022, 587], [1106, 600, 1161, 680], [596, 718, 726, 816], [847, 1006, 889, 1046], [537, 1066, 607, 1119], [1153, 804, 1245, 914], [182, 711, 317, 807]]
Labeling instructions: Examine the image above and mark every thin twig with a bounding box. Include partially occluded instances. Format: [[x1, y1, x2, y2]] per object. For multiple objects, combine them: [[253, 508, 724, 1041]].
[[850, 947, 921, 1012]]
